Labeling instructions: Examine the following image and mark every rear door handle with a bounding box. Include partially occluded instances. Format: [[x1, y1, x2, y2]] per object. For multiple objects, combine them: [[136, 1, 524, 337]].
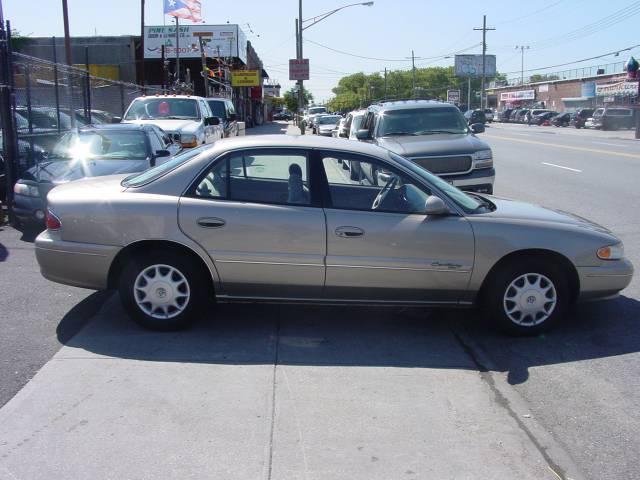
[[335, 226, 365, 238], [197, 217, 226, 228]]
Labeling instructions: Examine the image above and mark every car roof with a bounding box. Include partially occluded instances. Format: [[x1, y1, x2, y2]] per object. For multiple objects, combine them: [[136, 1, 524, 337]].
[[131, 95, 204, 101], [205, 97, 230, 102], [369, 99, 455, 112], [77, 123, 151, 132]]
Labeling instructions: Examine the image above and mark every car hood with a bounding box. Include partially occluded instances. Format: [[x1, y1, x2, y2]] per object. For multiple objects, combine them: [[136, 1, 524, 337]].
[[480, 196, 612, 234], [376, 133, 489, 157], [122, 118, 200, 133], [22, 159, 149, 184]]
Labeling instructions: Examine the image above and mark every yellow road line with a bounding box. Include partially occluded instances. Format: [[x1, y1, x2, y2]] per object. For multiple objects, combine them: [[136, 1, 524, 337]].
[[485, 134, 640, 159]]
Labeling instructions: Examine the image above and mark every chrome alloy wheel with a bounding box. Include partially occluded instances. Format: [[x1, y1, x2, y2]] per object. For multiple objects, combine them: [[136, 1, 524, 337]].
[[503, 273, 557, 326], [133, 264, 190, 319]]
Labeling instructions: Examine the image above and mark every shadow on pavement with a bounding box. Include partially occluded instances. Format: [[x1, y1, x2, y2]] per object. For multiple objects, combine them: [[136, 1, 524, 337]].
[[0, 242, 7, 261], [58, 292, 640, 377]]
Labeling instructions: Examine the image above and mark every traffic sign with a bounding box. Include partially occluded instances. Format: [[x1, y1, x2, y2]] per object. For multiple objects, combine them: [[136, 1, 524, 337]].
[[289, 59, 309, 80]]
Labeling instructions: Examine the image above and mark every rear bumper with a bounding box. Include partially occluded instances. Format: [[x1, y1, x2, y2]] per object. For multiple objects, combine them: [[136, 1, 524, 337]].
[[35, 230, 120, 290], [577, 259, 634, 301]]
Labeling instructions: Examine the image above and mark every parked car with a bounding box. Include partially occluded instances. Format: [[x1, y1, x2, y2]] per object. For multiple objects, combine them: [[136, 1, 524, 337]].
[[120, 95, 223, 147], [205, 98, 239, 137], [273, 111, 292, 121], [498, 109, 513, 122], [584, 117, 596, 129], [303, 106, 328, 127], [341, 110, 366, 140], [531, 111, 558, 126], [591, 107, 634, 131], [35, 135, 633, 335], [307, 113, 328, 132], [12, 124, 182, 228], [464, 109, 486, 125], [314, 114, 342, 136], [513, 109, 529, 122], [353, 100, 493, 194], [551, 112, 571, 127], [332, 118, 347, 137], [483, 108, 495, 123], [570, 108, 594, 129]]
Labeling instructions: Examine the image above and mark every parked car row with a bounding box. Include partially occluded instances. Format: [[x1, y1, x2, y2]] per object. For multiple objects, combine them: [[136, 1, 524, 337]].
[[496, 106, 634, 131]]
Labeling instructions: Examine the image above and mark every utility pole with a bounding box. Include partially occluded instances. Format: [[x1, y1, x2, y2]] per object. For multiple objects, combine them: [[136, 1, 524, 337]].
[[411, 50, 416, 97], [298, 0, 305, 133], [474, 15, 495, 109], [384, 67, 387, 100], [62, 0, 72, 66], [515, 45, 529, 85], [467, 77, 471, 110], [140, 0, 145, 89], [198, 36, 207, 96], [175, 17, 180, 85]]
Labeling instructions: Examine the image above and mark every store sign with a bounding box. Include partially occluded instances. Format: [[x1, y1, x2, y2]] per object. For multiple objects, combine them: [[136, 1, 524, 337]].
[[144, 24, 247, 64], [446, 89, 461, 103], [500, 90, 535, 101], [595, 81, 638, 97], [538, 84, 549, 93], [289, 59, 310, 80], [231, 70, 260, 87], [581, 82, 596, 98], [454, 55, 496, 78]]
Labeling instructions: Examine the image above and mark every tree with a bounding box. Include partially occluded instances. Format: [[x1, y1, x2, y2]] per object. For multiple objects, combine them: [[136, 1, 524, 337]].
[[283, 87, 313, 112], [529, 74, 559, 83]]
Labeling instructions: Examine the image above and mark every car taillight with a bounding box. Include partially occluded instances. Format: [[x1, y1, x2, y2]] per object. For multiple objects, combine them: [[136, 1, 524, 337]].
[[45, 210, 62, 230]]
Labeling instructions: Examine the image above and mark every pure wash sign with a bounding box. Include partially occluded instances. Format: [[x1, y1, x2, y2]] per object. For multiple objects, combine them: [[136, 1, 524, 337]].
[[289, 59, 310, 80], [454, 55, 497, 78], [144, 24, 247, 63], [500, 90, 536, 101]]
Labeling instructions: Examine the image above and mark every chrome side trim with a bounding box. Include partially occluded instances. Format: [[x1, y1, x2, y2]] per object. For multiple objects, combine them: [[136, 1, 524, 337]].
[[215, 295, 464, 306], [34, 247, 106, 258], [326, 264, 471, 273], [216, 259, 324, 267]]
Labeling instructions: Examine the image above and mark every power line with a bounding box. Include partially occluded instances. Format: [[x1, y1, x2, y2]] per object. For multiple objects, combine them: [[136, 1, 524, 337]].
[[495, 0, 565, 25]]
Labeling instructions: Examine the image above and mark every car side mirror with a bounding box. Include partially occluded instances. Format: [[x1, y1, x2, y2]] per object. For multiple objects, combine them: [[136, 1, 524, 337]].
[[205, 116, 220, 126], [470, 123, 485, 134], [111, 116, 122, 124], [355, 129, 370, 140], [155, 149, 171, 158], [424, 195, 450, 216]]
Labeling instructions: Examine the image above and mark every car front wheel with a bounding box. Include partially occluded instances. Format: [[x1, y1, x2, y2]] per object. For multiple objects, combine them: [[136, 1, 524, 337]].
[[483, 259, 568, 335], [119, 252, 205, 330]]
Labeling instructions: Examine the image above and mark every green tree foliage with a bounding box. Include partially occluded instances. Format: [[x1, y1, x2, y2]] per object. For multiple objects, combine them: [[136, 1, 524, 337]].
[[528, 74, 560, 83], [326, 66, 505, 112], [283, 87, 314, 112]]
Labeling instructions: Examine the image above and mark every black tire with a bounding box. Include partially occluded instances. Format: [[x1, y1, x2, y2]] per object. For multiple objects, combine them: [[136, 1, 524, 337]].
[[118, 251, 207, 331], [482, 258, 569, 336]]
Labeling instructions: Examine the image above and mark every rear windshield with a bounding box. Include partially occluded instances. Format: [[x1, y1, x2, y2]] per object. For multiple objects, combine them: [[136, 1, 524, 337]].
[[124, 98, 201, 121], [308, 107, 327, 115], [121, 145, 209, 187]]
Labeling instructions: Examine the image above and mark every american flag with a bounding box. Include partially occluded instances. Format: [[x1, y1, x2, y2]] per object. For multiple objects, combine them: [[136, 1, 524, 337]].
[[164, 0, 202, 23]]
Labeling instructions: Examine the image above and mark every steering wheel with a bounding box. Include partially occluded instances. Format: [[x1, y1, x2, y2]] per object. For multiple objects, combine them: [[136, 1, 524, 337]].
[[371, 176, 398, 210]]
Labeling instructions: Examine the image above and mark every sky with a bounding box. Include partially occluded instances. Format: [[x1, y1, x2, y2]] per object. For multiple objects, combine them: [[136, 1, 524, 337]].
[[4, 0, 640, 102]]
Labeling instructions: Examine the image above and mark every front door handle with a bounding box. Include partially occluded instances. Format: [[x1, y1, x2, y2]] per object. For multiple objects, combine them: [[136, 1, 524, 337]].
[[197, 217, 226, 228], [335, 226, 364, 238]]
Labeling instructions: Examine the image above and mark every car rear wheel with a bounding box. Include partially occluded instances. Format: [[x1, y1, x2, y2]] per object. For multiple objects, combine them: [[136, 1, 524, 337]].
[[119, 252, 205, 330], [483, 259, 568, 335]]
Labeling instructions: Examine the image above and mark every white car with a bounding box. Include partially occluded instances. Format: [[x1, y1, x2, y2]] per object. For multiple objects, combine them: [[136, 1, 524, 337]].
[[121, 95, 223, 148]]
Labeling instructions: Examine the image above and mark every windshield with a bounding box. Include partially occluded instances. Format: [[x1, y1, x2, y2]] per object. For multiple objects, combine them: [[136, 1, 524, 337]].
[[388, 152, 484, 213], [49, 130, 148, 160], [121, 145, 209, 187], [308, 107, 327, 115], [318, 115, 341, 125], [124, 98, 201, 121], [378, 107, 469, 136], [593, 109, 604, 117]]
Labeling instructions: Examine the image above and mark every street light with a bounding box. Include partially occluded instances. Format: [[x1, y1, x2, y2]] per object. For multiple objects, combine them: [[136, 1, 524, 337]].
[[515, 45, 530, 85], [296, 1, 374, 132]]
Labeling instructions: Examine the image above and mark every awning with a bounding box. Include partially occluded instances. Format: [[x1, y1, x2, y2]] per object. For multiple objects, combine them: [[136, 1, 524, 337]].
[[561, 97, 594, 102]]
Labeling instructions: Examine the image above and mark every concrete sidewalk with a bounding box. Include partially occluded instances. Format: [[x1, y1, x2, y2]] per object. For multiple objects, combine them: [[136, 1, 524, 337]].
[[0, 295, 582, 479]]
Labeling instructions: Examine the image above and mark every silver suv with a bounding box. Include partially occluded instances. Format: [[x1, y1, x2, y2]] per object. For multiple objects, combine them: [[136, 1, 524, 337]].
[[354, 100, 494, 194]]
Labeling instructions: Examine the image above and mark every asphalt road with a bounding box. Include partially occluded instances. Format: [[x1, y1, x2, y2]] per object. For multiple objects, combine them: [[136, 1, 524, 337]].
[[0, 120, 638, 479]]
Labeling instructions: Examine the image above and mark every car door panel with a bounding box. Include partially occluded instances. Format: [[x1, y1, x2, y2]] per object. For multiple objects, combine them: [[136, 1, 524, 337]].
[[324, 209, 474, 302]]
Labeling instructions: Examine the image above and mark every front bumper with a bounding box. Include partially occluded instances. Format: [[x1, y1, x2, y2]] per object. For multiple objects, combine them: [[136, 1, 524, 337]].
[[13, 194, 46, 225], [35, 230, 121, 290], [441, 167, 495, 194], [577, 258, 634, 301]]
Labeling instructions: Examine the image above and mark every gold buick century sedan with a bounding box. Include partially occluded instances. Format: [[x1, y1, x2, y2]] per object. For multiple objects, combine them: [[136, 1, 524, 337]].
[[35, 136, 633, 334]]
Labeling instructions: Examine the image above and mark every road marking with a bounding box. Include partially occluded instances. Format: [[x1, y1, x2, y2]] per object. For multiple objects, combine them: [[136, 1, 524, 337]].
[[485, 134, 640, 159], [542, 162, 582, 172], [591, 141, 629, 148]]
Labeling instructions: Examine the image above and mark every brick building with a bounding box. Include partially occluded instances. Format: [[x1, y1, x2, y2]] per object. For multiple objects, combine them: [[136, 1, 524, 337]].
[[488, 71, 638, 112]]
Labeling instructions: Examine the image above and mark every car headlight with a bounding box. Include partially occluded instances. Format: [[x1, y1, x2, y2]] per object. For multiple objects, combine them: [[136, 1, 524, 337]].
[[597, 243, 624, 260], [14, 182, 40, 197], [472, 149, 493, 168]]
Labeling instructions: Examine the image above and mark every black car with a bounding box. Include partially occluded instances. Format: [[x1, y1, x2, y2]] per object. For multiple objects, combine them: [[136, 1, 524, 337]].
[[551, 112, 571, 127], [206, 98, 238, 137], [569, 108, 594, 129], [352, 100, 494, 194], [498, 109, 514, 122], [12, 124, 182, 228], [273, 111, 292, 120], [464, 109, 486, 125], [531, 111, 558, 126]]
